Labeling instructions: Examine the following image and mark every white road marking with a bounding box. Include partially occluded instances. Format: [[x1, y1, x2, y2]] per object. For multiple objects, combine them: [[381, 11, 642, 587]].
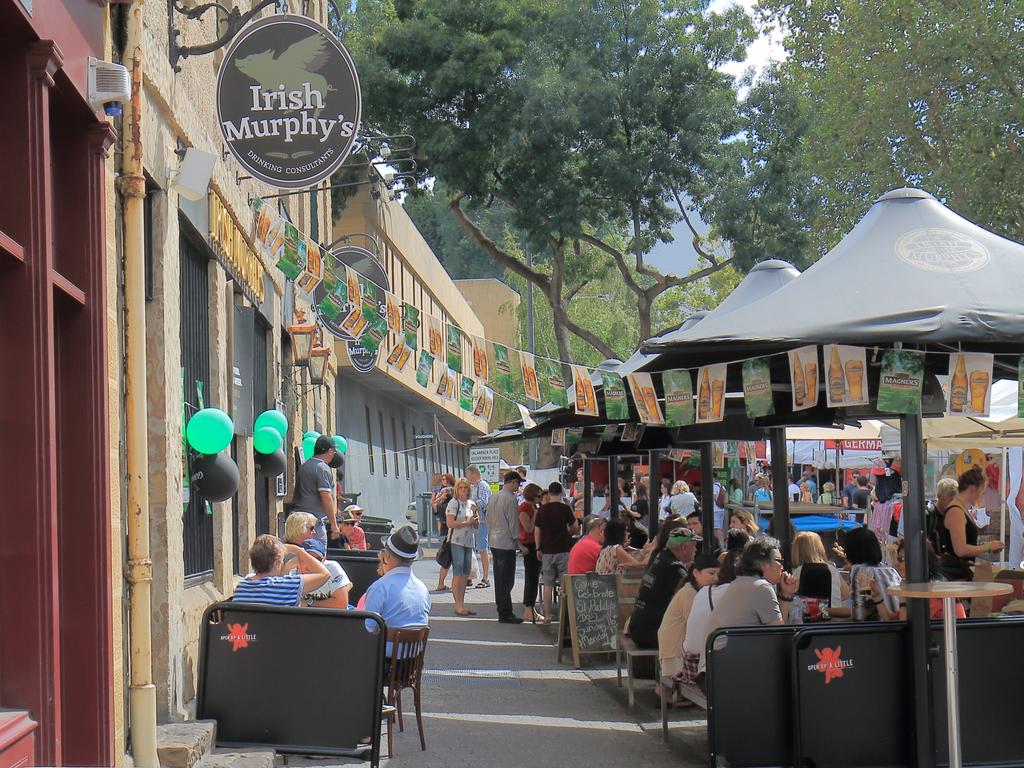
[[420, 712, 644, 732], [429, 637, 552, 648], [638, 719, 708, 731], [425, 668, 593, 681], [428, 616, 499, 622]]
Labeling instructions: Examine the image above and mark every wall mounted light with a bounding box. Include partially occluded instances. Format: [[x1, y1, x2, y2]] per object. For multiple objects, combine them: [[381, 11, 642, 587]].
[[309, 346, 331, 386], [287, 322, 317, 366]]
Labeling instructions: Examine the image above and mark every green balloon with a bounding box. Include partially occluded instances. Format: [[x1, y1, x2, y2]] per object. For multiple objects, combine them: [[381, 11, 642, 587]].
[[254, 426, 283, 454], [186, 408, 234, 455], [303, 430, 321, 441], [254, 409, 288, 439], [302, 435, 317, 461], [333, 435, 348, 454]]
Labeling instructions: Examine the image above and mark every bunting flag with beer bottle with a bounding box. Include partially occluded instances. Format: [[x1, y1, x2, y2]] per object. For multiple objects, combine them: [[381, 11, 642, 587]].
[[696, 363, 727, 423], [276, 221, 305, 280], [626, 372, 665, 425], [345, 265, 361, 304], [519, 351, 541, 402], [385, 293, 402, 335], [824, 345, 869, 407], [459, 375, 475, 411], [472, 335, 489, 381], [402, 303, 420, 350], [742, 358, 774, 418], [550, 427, 566, 447], [600, 423, 619, 441], [538, 358, 568, 408], [339, 302, 368, 339], [600, 371, 629, 420], [427, 315, 444, 358], [415, 349, 434, 388], [876, 349, 925, 414], [571, 365, 599, 417], [946, 352, 993, 416], [385, 339, 413, 372], [473, 384, 495, 420], [621, 423, 642, 442], [788, 345, 819, 411], [295, 238, 323, 294], [435, 366, 451, 399], [446, 325, 464, 373], [316, 262, 347, 320], [661, 369, 694, 427]]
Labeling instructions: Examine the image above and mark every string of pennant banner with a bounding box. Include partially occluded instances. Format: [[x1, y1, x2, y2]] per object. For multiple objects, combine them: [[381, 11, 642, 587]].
[[251, 199, 1022, 431]]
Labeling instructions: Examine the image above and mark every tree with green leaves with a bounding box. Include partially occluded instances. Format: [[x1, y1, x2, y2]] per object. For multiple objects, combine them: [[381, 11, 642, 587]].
[[762, 0, 1024, 254], [351, 0, 775, 367]]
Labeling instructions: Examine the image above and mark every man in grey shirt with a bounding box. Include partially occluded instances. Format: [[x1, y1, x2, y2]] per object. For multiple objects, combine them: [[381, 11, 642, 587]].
[[291, 435, 339, 548], [487, 471, 522, 623]]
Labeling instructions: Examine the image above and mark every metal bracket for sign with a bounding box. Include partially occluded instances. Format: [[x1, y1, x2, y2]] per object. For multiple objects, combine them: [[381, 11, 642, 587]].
[[168, 0, 284, 72]]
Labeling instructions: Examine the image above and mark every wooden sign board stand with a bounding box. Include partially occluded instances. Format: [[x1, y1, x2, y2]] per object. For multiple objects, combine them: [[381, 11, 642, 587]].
[[556, 573, 619, 669]]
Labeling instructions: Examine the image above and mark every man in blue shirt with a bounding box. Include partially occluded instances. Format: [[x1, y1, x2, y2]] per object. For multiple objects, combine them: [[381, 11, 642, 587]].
[[468, 465, 492, 588], [362, 526, 431, 644]]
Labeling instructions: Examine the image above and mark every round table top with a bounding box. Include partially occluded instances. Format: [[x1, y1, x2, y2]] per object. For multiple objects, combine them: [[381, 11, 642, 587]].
[[889, 581, 1013, 599]]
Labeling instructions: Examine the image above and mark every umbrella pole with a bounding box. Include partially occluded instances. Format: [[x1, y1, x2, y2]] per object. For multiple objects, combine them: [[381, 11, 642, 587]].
[[583, 458, 593, 518], [700, 443, 715, 556], [901, 412, 935, 766], [768, 428, 792, 564], [1001, 446, 1008, 567]]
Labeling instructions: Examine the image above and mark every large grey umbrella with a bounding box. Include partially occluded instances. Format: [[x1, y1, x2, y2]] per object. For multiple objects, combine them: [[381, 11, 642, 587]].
[[644, 188, 1024, 356]]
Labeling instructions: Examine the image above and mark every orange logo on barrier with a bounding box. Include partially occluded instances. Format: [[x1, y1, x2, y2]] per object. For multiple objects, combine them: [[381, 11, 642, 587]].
[[813, 646, 853, 684], [225, 623, 251, 652]]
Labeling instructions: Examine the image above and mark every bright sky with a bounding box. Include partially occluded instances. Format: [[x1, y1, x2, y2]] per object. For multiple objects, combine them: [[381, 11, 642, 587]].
[[644, 0, 788, 277]]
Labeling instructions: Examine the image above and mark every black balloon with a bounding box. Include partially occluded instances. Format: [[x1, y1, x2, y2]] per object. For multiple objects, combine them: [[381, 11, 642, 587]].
[[255, 447, 286, 476], [328, 452, 345, 469], [190, 452, 240, 502]]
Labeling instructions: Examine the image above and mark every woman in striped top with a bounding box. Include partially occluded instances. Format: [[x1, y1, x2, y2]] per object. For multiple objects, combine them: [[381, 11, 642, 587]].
[[233, 534, 331, 606]]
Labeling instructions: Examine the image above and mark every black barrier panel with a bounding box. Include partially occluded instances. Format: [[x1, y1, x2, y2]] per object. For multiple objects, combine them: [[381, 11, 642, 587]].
[[332, 555, 382, 604], [360, 522, 393, 534], [792, 623, 911, 768], [197, 603, 385, 763], [364, 531, 389, 551], [327, 548, 379, 560], [706, 625, 798, 767], [931, 617, 1024, 767]]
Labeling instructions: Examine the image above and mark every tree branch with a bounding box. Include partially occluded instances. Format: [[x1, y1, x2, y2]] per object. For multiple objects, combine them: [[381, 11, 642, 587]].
[[670, 187, 720, 265], [565, 279, 589, 304], [576, 233, 643, 294], [642, 257, 735, 303], [552, 305, 618, 360], [448, 194, 551, 291]]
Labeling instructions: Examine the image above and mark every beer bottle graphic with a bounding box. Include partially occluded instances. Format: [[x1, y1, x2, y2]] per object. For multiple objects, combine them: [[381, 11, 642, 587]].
[[828, 346, 846, 404], [698, 368, 711, 421], [950, 354, 968, 413], [793, 350, 806, 407]]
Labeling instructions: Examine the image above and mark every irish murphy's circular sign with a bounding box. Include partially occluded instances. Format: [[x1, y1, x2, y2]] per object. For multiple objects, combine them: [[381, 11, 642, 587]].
[[217, 15, 361, 189], [895, 228, 990, 273]]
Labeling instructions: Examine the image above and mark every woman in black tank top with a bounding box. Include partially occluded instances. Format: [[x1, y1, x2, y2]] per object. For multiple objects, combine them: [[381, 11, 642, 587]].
[[939, 466, 1004, 578]]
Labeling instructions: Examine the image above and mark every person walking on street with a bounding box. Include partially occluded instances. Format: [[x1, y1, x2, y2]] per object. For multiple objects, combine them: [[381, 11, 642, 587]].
[[518, 483, 544, 622], [291, 436, 340, 549], [489, 471, 523, 623], [535, 482, 580, 623], [446, 478, 480, 616], [468, 465, 492, 589]]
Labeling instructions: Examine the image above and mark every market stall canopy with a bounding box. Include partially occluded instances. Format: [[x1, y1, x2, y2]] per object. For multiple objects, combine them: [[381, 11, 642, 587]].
[[642, 188, 1024, 362], [785, 421, 884, 442], [882, 379, 1024, 448]]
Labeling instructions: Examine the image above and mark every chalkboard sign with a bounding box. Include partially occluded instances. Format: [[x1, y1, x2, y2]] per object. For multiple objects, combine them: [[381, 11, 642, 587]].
[[556, 573, 618, 668]]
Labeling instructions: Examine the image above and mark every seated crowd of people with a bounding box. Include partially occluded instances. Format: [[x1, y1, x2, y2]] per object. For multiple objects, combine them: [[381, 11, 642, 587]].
[[232, 513, 431, 636], [563, 464, 1003, 701]]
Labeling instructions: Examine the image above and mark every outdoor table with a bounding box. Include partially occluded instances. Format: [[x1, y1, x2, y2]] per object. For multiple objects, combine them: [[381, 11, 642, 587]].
[[889, 581, 1012, 768]]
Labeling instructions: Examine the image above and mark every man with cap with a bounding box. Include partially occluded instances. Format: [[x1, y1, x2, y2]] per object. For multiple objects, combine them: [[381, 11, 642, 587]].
[[340, 504, 368, 550], [627, 526, 701, 649], [488, 471, 524, 623], [362, 525, 431, 639], [291, 435, 339, 548]]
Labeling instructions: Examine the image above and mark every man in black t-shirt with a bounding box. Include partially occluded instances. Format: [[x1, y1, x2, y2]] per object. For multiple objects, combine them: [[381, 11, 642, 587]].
[[841, 470, 860, 509], [534, 482, 579, 621], [628, 527, 701, 648]]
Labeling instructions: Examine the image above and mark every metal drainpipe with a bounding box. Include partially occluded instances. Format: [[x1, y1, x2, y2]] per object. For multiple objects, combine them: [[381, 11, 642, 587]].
[[118, 0, 159, 764]]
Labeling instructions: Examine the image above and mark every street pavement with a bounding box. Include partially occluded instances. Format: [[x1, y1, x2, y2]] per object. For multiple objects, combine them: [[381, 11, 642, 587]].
[[282, 552, 709, 767]]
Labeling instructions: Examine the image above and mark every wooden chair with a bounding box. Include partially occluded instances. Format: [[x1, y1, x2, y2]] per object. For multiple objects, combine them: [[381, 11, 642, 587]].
[[383, 626, 429, 755]]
